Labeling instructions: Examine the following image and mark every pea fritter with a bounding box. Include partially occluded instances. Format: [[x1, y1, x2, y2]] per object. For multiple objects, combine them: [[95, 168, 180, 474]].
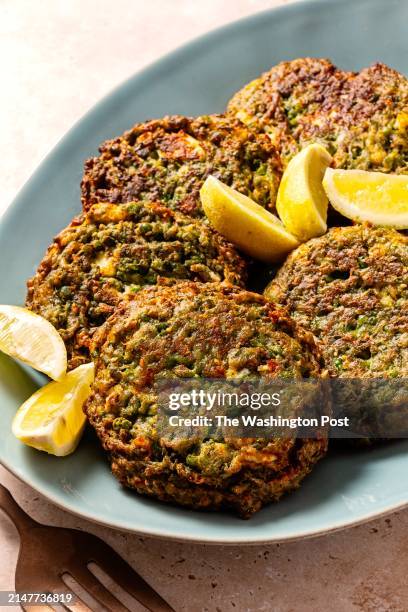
[[228, 58, 408, 173], [81, 114, 282, 217], [265, 225, 408, 438], [85, 282, 328, 518], [26, 202, 247, 369]]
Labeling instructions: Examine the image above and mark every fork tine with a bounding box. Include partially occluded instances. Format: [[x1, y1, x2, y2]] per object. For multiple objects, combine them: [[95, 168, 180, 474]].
[[42, 599, 72, 612], [49, 587, 87, 612], [89, 546, 175, 612], [65, 598, 94, 612], [69, 566, 131, 612]]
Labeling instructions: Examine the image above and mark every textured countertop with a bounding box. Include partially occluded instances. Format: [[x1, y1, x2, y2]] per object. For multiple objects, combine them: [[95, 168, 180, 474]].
[[1, 1, 408, 611]]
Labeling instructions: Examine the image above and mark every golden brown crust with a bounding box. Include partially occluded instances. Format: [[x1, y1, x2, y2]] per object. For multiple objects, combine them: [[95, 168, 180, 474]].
[[266, 224, 408, 378], [81, 114, 282, 216]]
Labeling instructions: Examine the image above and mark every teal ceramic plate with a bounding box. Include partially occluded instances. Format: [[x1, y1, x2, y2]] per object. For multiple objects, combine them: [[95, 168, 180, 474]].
[[1, 0, 407, 543]]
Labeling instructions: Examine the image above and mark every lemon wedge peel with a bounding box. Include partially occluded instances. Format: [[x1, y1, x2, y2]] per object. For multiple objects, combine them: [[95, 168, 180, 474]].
[[200, 176, 299, 264], [276, 143, 333, 242], [323, 168, 408, 229], [12, 362, 94, 456], [0, 305, 67, 381]]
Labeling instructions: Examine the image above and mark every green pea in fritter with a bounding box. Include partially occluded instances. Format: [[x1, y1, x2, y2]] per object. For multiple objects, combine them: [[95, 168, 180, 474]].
[[228, 58, 408, 173], [81, 114, 282, 217], [26, 202, 247, 369], [85, 281, 328, 518]]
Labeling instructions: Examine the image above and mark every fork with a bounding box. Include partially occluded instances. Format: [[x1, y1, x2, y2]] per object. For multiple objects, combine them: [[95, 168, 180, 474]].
[[0, 483, 175, 611]]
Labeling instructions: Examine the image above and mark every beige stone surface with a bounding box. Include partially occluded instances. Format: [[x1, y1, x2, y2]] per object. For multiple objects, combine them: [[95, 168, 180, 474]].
[[1, 1, 408, 611]]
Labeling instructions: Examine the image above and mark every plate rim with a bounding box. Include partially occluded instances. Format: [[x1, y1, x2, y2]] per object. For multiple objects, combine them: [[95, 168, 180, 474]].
[[2, 457, 407, 545]]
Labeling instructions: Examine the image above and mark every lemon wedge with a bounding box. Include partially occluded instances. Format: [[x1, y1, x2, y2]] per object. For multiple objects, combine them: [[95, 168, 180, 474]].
[[276, 143, 333, 241], [0, 305, 67, 380], [12, 362, 94, 456], [323, 168, 408, 228], [200, 176, 299, 263]]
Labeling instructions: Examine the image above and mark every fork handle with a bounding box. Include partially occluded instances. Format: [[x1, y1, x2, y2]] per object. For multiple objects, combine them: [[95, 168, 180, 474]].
[[0, 483, 38, 533]]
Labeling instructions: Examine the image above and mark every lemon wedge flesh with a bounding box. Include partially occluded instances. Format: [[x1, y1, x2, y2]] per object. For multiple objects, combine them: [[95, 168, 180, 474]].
[[0, 305, 67, 380], [12, 362, 94, 456], [276, 143, 333, 241], [200, 176, 299, 263], [323, 168, 408, 228]]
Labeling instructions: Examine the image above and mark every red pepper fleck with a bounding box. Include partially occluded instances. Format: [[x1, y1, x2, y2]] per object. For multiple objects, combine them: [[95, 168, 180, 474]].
[[267, 359, 279, 373], [267, 308, 281, 323], [211, 364, 226, 378]]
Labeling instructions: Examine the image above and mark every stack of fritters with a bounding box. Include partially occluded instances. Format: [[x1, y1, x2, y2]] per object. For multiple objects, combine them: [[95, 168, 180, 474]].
[[85, 282, 328, 518], [228, 58, 408, 174], [27, 58, 408, 515]]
